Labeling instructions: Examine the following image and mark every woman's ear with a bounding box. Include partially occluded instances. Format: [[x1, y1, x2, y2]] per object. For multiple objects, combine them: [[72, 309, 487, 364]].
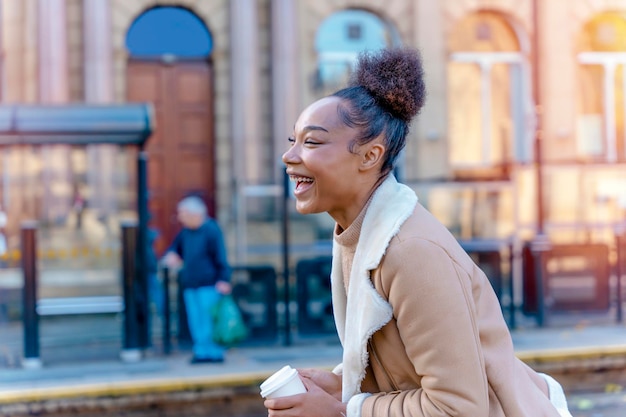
[[360, 142, 385, 172]]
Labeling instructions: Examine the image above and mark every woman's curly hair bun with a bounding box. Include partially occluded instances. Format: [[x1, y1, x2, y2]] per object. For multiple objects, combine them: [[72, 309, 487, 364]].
[[349, 47, 426, 122]]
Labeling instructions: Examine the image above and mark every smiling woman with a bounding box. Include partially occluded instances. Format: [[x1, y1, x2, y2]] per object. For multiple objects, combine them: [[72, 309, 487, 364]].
[[269, 47, 573, 417], [284, 97, 369, 224]]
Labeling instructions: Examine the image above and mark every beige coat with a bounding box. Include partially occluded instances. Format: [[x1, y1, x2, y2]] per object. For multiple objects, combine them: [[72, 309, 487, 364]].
[[331, 176, 569, 417]]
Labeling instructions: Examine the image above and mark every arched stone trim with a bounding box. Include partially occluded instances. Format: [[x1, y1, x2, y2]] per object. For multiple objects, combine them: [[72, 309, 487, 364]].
[[442, 0, 532, 48], [570, 0, 626, 40], [446, 9, 530, 54]]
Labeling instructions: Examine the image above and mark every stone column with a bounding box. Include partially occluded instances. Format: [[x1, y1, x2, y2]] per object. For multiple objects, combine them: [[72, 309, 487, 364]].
[[3, 0, 40, 230], [230, 0, 261, 263], [38, 0, 70, 223], [230, 0, 261, 184], [84, 0, 112, 102], [0, 0, 6, 211], [271, 0, 299, 182], [0, 0, 4, 102], [413, 0, 448, 180], [38, 0, 68, 103], [84, 0, 116, 227]]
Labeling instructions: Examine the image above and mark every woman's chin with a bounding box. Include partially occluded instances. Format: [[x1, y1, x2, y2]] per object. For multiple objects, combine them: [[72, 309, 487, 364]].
[[295, 201, 321, 215]]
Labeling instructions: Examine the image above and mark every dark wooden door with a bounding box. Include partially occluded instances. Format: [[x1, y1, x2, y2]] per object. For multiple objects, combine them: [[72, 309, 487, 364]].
[[127, 60, 215, 255]]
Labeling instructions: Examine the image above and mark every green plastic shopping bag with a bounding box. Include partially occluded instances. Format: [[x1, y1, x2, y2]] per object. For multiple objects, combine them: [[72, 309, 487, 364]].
[[211, 294, 248, 346]]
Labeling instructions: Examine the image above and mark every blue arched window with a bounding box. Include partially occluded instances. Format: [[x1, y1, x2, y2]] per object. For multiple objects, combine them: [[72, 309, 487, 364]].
[[314, 10, 398, 90], [126, 7, 212, 58]]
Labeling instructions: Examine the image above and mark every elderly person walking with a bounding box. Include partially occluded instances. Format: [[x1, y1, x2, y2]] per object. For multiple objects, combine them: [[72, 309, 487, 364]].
[[162, 196, 231, 364]]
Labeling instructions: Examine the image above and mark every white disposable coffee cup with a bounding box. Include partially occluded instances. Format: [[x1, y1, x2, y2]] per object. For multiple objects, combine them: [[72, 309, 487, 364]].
[[260, 365, 306, 399]]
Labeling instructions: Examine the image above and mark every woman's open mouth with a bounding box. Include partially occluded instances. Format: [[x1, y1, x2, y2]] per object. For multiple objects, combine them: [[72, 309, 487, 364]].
[[290, 175, 314, 195]]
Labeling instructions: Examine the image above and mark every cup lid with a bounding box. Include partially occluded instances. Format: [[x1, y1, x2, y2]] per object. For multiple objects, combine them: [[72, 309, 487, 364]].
[[260, 365, 297, 396]]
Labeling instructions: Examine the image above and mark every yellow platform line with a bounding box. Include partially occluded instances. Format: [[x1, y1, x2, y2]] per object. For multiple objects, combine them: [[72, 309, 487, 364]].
[[0, 371, 268, 404], [516, 344, 626, 363]]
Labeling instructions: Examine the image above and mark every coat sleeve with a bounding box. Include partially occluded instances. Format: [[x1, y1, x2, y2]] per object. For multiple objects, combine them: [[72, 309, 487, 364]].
[[358, 238, 489, 417], [210, 221, 231, 283]]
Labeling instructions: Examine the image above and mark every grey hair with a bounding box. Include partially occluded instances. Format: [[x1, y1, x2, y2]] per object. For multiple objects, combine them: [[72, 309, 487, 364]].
[[177, 196, 207, 217]]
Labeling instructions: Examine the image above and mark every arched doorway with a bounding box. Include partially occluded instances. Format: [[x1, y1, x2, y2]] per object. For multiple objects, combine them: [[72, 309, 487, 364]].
[[126, 6, 215, 255]]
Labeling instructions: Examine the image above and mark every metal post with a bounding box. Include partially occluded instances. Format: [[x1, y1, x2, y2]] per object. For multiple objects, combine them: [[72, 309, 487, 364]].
[[162, 266, 171, 355], [121, 221, 141, 362], [616, 226, 625, 323], [532, 0, 545, 236], [282, 168, 291, 346], [507, 241, 516, 329], [137, 151, 150, 348], [531, 235, 551, 327], [21, 221, 41, 369], [531, 0, 550, 327]]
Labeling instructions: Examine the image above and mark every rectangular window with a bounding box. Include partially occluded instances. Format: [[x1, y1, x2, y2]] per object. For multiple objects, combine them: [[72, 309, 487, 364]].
[[448, 53, 529, 179], [578, 52, 626, 162]]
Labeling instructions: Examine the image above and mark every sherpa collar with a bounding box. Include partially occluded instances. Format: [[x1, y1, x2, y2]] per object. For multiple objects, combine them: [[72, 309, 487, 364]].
[[331, 175, 418, 402]]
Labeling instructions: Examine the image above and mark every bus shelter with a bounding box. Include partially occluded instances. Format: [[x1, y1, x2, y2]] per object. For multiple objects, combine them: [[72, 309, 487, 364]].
[[0, 104, 153, 367]]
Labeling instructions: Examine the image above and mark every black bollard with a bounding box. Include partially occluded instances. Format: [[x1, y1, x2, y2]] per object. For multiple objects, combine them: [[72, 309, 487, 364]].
[[136, 152, 150, 348], [616, 228, 625, 323], [282, 168, 291, 346], [121, 221, 141, 362], [531, 235, 551, 327], [162, 266, 171, 355], [176, 272, 191, 345], [21, 221, 41, 369]]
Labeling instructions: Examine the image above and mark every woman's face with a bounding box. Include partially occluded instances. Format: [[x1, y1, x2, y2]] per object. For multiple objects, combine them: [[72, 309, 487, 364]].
[[282, 96, 373, 226]]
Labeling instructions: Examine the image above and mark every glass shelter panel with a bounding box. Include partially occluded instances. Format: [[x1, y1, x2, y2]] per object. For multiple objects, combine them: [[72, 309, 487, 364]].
[[0, 145, 136, 290], [542, 164, 626, 244], [412, 182, 516, 240]]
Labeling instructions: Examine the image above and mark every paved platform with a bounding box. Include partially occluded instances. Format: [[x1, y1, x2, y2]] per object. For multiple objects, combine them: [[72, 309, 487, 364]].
[[0, 316, 625, 417], [1, 314, 626, 401]]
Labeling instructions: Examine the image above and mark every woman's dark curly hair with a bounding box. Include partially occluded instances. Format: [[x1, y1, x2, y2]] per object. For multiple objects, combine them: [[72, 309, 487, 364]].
[[332, 47, 426, 176]]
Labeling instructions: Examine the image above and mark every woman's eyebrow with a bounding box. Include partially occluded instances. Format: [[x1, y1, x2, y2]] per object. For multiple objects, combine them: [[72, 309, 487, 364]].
[[301, 125, 329, 133]]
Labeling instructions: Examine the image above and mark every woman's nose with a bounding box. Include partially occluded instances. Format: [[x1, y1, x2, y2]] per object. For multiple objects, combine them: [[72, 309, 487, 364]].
[[282, 146, 300, 164]]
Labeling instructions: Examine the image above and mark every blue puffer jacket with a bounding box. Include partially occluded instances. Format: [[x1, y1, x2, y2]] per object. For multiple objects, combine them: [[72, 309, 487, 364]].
[[167, 218, 230, 289]]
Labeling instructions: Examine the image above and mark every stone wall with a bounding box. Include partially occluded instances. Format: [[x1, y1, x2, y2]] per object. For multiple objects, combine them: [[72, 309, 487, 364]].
[[0, 385, 266, 417]]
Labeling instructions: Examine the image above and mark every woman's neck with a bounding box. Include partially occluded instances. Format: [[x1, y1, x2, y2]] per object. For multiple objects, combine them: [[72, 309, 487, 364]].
[[332, 173, 389, 230]]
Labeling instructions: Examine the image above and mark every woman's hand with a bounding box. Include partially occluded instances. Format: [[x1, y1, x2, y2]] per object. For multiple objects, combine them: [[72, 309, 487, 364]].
[[264, 377, 346, 417], [298, 368, 342, 401]]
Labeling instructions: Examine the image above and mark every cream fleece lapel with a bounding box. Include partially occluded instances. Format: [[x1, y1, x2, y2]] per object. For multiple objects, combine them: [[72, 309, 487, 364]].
[[331, 175, 418, 402]]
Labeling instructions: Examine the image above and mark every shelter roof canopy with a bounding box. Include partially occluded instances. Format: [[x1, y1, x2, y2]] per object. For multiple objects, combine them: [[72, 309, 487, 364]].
[[0, 104, 153, 146]]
